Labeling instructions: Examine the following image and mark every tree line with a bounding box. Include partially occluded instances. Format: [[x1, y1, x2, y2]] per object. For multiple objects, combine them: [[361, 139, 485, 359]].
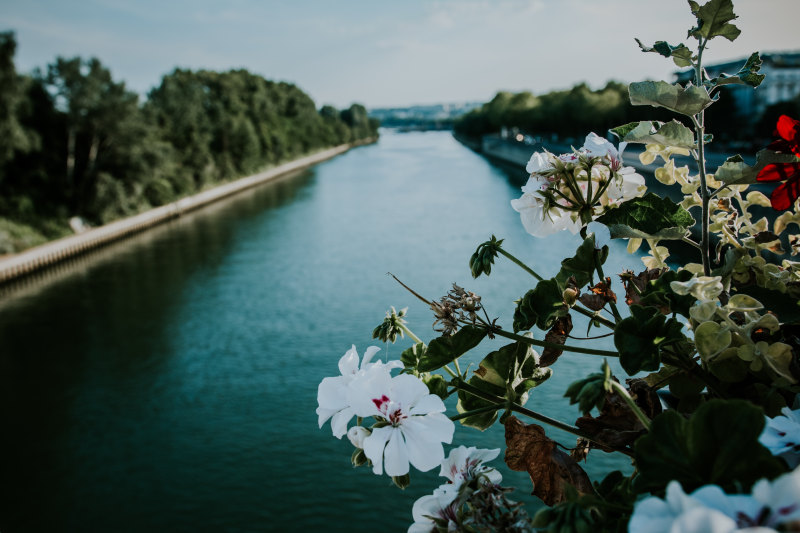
[[453, 80, 799, 145], [0, 32, 379, 253]]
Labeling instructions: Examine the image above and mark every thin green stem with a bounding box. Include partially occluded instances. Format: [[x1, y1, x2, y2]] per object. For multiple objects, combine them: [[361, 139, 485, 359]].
[[682, 235, 702, 251], [608, 381, 651, 431], [482, 322, 620, 358], [497, 248, 543, 281], [693, 38, 712, 276], [443, 365, 458, 378], [455, 379, 634, 457], [449, 404, 502, 422], [572, 305, 617, 329], [398, 323, 423, 345]]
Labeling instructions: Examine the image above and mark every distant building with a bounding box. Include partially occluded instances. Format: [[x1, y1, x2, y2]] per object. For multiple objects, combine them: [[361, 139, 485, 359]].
[[676, 51, 800, 121]]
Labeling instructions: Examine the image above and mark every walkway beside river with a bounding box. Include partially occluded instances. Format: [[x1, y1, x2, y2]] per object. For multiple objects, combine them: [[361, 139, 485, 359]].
[[0, 140, 373, 285]]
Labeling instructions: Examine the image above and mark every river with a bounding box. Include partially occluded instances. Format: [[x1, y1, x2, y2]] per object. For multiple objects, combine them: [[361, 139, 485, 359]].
[[0, 130, 644, 532]]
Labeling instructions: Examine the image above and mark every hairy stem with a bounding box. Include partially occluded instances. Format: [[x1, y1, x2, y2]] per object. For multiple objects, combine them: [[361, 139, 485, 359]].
[[496, 248, 543, 281], [480, 321, 620, 357]]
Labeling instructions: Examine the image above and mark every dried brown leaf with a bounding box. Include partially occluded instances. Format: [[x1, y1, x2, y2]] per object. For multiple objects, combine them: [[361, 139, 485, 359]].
[[578, 277, 617, 311], [503, 416, 593, 505], [620, 268, 666, 306], [540, 314, 573, 367]]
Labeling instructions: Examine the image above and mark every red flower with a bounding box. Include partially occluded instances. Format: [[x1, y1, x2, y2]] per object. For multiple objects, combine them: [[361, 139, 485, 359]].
[[756, 115, 800, 210]]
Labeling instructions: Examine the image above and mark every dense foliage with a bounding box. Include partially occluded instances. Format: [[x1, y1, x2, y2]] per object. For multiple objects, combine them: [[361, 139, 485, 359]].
[[0, 32, 378, 253], [318, 1, 800, 531]]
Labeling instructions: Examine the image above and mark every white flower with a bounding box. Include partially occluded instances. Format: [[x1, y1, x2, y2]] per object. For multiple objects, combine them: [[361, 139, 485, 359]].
[[439, 445, 502, 488], [316, 345, 402, 438], [348, 372, 454, 477], [526, 151, 554, 174], [347, 426, 370, 449], [760, 407, 800, 468], [629, 468, 800, 532], [408, 484, 459, 533], [510, 192, 581, 238], [606, 166, 646, 204], [583, 132, 623, 160]]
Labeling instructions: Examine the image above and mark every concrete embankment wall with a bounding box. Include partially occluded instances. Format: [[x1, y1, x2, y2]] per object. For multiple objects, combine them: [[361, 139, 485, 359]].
[[0, 140, 372, 285]]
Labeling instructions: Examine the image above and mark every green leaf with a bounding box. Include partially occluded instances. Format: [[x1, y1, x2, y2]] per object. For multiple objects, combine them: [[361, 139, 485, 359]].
[[470, 235, 504, 278], [557, 234, 606, 289], [714, 150, 800, 186], [638, 269, 697, 318], [629, 81, 713, 116], [635, 39, 694, 67], [633, 400, 785, 494], [400, 342, 427, 369], [423, 373, 448, 400], [513, 279, 566, 333], [457, 340, 552, 430], [688, 0, 741, 42], [614, 305, 685, 375], [595, 193, 696, 240], [612, 120, 696, 149], [564, 361, 612, 414], [711, 52, 765, 88], [418, 325, 487, 372]]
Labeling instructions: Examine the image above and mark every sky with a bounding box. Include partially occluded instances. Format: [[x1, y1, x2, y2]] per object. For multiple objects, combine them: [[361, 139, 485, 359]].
[[2, 0, 799, 109]]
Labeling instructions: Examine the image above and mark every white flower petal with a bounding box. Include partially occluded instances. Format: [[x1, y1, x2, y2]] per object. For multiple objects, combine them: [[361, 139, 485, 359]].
[[363, 426, 393, 476], [347, 426, 370, 449], [408, 393, 446, 416], [361, 346, 381, 367], [329, 407, 355, 439], [391, 373, 430, 408], [383, 428, 410, 477], [338, 345, 360, 376]]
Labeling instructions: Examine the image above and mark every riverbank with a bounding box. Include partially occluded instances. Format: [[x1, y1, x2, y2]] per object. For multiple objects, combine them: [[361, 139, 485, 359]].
[[0, 139, 375, 285]]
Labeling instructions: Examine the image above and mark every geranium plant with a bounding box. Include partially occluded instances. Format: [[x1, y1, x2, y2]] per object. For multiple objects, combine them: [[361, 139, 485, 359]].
[[317, 1, 800, 530]]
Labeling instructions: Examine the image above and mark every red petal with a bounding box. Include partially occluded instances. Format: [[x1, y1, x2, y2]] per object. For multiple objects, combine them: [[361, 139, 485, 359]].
[[770, 177, 800, 210], [776, 115, 800, 145], [757, 163, 800, 182]]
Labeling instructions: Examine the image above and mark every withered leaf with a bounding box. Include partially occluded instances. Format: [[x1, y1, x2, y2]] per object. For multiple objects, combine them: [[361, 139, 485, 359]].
[[578, 277, 617, 311], [620, 268, 666, 306], [540, 314, 573, 367], [575, 385, 651, 451], [504, 416, 593, 505]]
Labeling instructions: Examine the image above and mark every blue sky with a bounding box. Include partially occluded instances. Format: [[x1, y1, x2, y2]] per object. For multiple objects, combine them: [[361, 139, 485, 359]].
[[2, 0, 798, 109]]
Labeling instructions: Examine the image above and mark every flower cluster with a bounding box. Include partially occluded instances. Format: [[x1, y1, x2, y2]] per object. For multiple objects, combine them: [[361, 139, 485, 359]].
[[629, 467, 800, 532], [317, 345, 454, 477], [511, 133, 645, 237], [408, 446, 503, 532]]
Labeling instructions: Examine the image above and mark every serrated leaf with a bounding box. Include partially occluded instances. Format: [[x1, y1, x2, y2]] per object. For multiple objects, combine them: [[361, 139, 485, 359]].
[[635, 39, 693, 67], [715, 150, 800, 186], [629, 80, 713, 117], [418, 325, 487, 372], [633, 400, 785, 494], [688, 0, 741, 42], [400, 341, 427, 369], [595, 193, 696, 240], [638, 269, 697, 318], [614, 120, 696, 149], [711, 52, 765, 88]]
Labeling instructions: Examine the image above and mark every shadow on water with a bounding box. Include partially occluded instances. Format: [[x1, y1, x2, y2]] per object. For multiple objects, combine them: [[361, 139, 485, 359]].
[[0, 167, 318, 532]]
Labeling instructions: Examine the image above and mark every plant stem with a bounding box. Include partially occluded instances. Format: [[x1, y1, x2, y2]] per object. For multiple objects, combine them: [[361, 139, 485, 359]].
[[496, 248, 543, 281], [399, 323, 423, 345], [455, 379, 634, 457], [681, 235, 702, 251], [449, 404, 502, 421], [482, 322, 620, 357], [572, 305, 617, 329], [608, 381, 651, 431], [694, 38, 712, 276]]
